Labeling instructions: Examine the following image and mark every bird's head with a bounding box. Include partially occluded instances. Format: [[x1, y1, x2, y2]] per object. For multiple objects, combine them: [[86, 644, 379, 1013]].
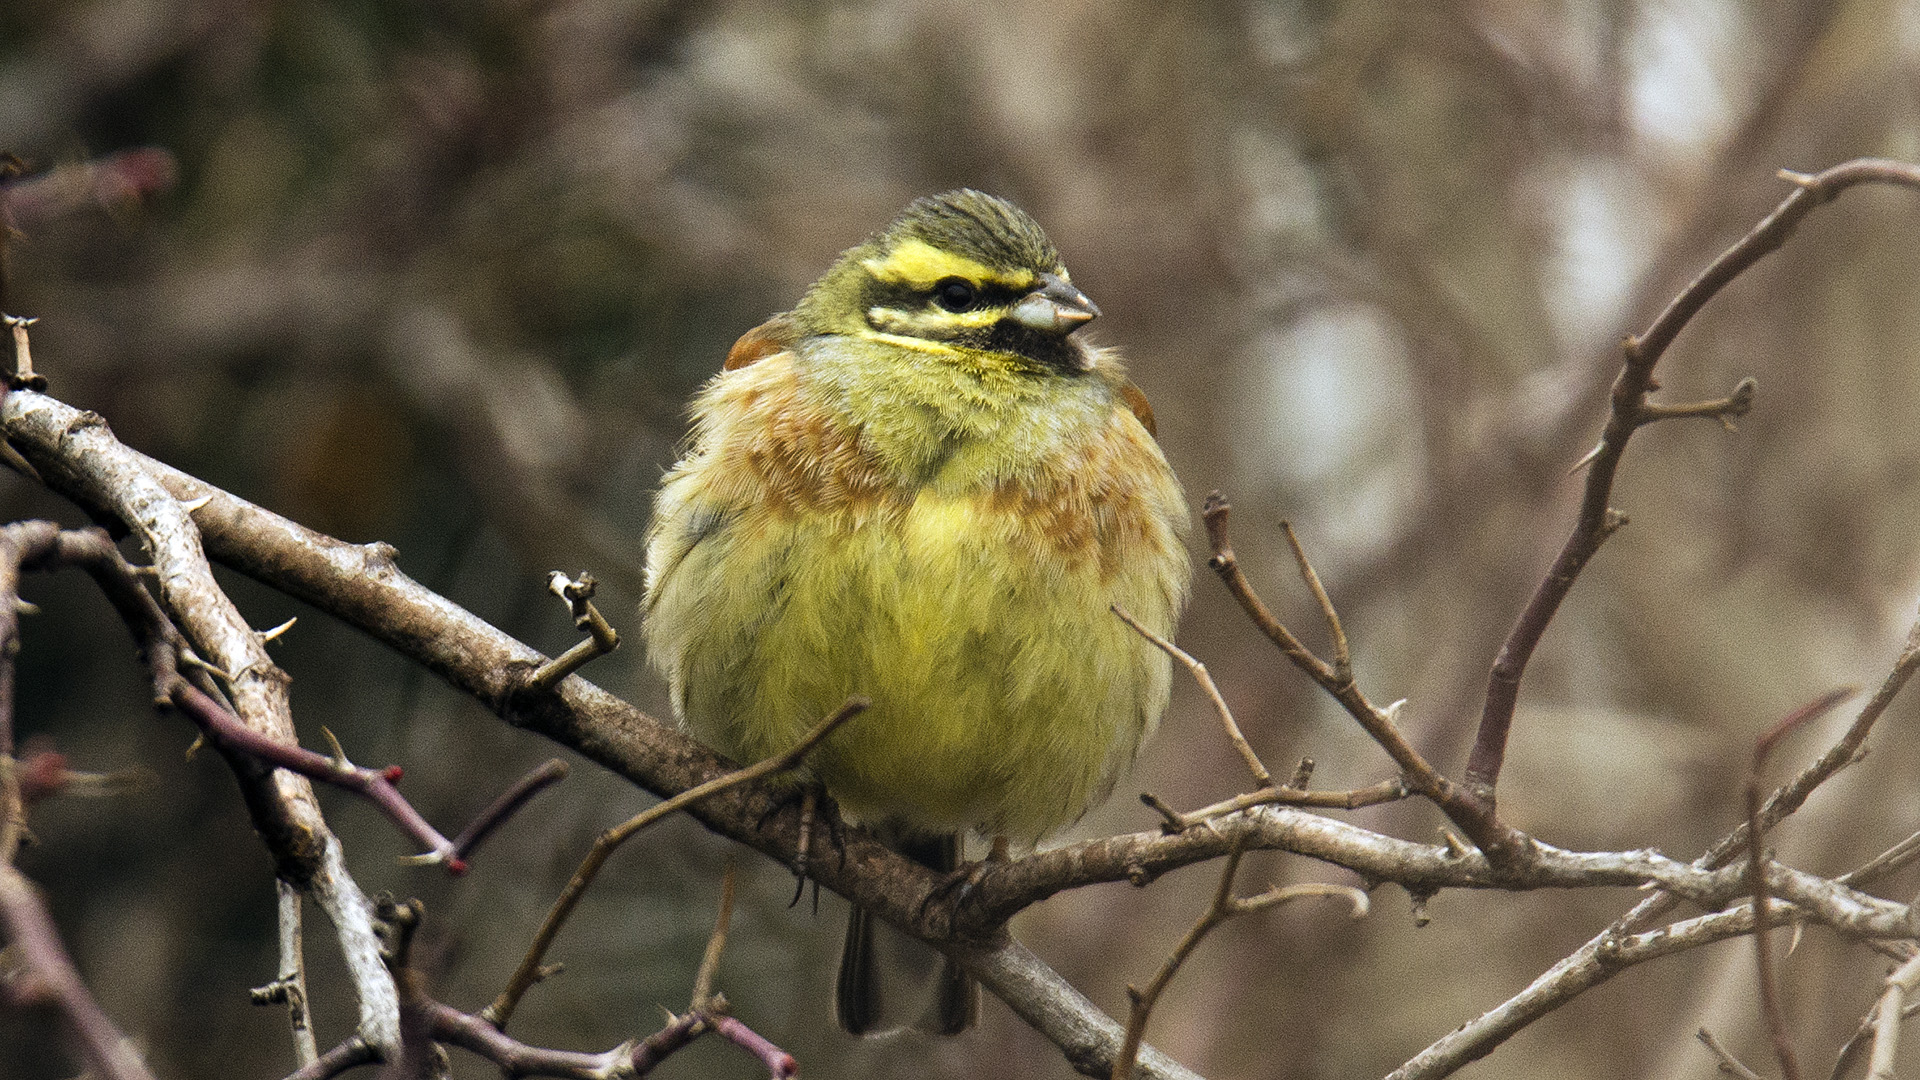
[[794, 190, 1102, 374]]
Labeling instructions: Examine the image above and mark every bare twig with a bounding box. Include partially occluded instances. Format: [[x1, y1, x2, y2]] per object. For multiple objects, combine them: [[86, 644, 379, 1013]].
[[1383, 671, 1900, 1080], [1864, 949, 1920, 1080], [1637, 376, 1759, 428], [690, 863, 736, 1012], [484, 697, 867, 1030], [1113, 605, 1270, 787], [171, 681, 468, 872], [1747, 768, 1803, 1080], [1202, 492, 1526, 861], [0, 387, 403, 1053], [1467, 158, 1920, 803], [3, 314, 45, 390], [1279, 521, 1351, 685], [1841, 827, 1920, 889], [1698, 1028, 1766, 1080], [0, 865, 159, 1080], [1142, 777, 1409, 833], [1111, 841, 1366, 1080], [280, 1037, 378, 1080], [251, 880, 319, 1067], [524, 572, 621, 693], [447, 758, 569, 865]]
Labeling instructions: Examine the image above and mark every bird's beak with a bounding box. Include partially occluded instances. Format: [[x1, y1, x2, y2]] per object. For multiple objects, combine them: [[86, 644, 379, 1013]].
[[1009, 272, 1100, 336]]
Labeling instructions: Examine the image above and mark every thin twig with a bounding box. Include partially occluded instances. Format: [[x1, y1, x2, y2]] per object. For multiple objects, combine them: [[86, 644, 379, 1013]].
[[1202, 492, 1525, 861], [1698, 1028, 1766, 1080], [3, 313, 45, 390], [1746, 776, 1802, 1080], [1467, 158, 1920, 802], [1111, 840, 1366, 1080], [447, 758, 569, 864], [1865, 950, 1920, 1080], [1113, 604, 1270, 787], [1142, 777, 1410, 833], [690, 862, 736, 1012], [0, 865, 159, 1080], [1841, 827, 1920, 888], [1638, 376, 1759, 428], [171, 681, 467, 872], [484, 697, 868, 1030], [250, 880, 319, 1067], [1279, 521, 1351, 686], [523, 572, 621, 692], [1381, 679, 1893, 1080]]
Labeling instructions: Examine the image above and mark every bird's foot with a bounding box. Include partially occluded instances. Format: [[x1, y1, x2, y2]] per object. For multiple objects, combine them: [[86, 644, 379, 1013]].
[[916, 835, 1010, 934]]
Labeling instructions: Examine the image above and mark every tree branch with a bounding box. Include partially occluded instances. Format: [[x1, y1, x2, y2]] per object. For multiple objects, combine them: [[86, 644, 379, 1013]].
[[1466, 158, 1920, 801]]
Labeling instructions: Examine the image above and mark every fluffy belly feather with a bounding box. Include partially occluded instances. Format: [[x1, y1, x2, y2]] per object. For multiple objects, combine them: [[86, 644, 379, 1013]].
[[652, 487, 1181, 841]]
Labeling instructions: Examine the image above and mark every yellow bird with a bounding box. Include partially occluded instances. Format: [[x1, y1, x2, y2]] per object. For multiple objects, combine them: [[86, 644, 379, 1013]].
[[642, 190, 1190, 1034]]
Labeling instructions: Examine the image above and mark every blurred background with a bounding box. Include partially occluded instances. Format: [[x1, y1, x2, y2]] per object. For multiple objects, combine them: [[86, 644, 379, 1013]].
[[4, 0, 1920, 1077]]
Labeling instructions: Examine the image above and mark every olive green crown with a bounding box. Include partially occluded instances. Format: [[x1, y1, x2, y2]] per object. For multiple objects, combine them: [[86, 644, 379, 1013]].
[[883, 189, 1061, 273]]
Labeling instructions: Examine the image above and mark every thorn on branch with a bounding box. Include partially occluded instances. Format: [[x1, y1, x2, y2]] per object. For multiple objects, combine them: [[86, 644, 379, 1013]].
[[171, 681, 558, 877]]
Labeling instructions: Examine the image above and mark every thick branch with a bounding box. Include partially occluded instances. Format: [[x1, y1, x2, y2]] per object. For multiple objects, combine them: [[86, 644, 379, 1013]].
[[0, 390, 400, 1052], [0, 388, 1196, 1080]]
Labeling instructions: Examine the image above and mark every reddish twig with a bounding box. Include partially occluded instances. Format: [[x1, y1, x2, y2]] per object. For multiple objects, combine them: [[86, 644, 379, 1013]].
[[1466, 158, 1920, 801], [280, 1038, 377, 1080], [170, 681, 469, 871], [176, 683, 569, 876], [448, 758, 570, 865], [0, 865, 159, 1080], [0, 149, 177, 228]]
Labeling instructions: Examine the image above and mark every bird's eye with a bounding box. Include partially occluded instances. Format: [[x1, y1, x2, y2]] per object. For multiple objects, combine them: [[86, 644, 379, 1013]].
[[932, 277, 978, 313]]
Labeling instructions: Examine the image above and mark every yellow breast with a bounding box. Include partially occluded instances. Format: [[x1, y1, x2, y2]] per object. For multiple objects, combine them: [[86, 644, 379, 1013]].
[[643, 348, 1189, 841]]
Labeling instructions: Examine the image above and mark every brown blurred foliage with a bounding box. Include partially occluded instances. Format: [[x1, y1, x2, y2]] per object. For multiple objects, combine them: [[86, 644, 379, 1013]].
[[6, 1, 1920, 1077]]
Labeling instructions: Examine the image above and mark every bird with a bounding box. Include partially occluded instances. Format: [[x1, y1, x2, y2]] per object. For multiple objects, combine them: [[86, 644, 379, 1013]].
[[641, 189, 1190, 1035]]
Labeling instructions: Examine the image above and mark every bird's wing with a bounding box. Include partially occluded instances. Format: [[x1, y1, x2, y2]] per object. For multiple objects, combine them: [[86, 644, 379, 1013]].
[[643, 500, 733, 614], [724, 313, 801, 371], [1118, 380, 1157, 438]]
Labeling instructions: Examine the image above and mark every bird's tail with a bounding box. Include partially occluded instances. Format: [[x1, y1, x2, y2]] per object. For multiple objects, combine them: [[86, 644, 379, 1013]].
[[835, 832, 977, 1035]]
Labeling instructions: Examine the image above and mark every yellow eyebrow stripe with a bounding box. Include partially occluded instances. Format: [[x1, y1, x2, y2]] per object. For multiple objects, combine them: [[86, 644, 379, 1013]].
[[861, 238, 1038, 290]]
